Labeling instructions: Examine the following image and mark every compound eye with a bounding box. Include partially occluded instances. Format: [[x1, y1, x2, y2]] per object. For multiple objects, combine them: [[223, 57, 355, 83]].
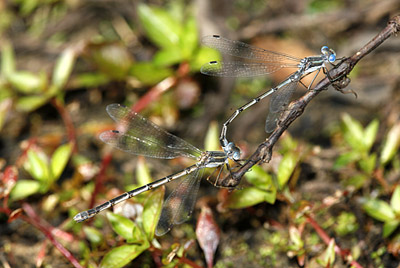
[[321, 46, 329, 54], [328, 54, 336, 63], [225, 142, 235, 151], [232, 148, 241, 161]]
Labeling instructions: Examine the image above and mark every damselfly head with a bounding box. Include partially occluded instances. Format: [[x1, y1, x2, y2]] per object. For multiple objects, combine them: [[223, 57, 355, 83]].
[[321, 46, 336, 63], [328, 54, 336, 63], [225, 142, 241, 161]]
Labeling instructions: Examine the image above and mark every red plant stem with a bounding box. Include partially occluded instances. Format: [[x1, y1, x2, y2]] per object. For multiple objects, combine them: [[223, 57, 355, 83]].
[[51, 98, 77, 153], [89, 153, 112, 211], [21, 203, 83, 268], [373, 168, 390, 193], [149, 249, 163, 267], [36, 240, 48, 267], [0, 207, 11, 214], [132, 76, 177, 113], [179, 256, 204, 268], [1, 166, 18, 210], [306, 215, 363, 268]]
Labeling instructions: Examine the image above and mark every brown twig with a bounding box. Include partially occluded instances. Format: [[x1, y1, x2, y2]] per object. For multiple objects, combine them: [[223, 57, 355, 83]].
[[219, 14, 400, 188]]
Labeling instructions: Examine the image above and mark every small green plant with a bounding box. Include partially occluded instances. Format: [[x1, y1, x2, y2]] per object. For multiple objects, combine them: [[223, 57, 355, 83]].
[[334, 114, 400, 237], [334, 113, 379, 177], [225, 134, 300, 209], [136, 3, 219, 75], [0, 42, 76, 113], [98, 187, 162, 268], [335, 114, 400, 186], [363, 185, 400, 237], [287, 226, 305, 259], [334, 212, 359, 236], [317, 238, 336, 267], [10, 143, 73, 200]]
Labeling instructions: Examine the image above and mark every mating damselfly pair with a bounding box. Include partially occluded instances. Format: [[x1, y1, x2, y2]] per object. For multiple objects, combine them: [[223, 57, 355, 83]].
[[74, 36, 337, 235]]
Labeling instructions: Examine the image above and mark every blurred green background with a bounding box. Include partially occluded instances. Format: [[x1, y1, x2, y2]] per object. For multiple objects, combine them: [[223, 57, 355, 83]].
[[1, 0, 400, 267]]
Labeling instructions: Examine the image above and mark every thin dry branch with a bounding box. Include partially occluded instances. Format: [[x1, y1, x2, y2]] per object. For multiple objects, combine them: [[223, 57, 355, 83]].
[[220, 14, 400, 187]]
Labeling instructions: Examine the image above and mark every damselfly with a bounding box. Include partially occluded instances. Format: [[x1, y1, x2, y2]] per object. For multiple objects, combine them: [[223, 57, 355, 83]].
[[73, 104, 240, 236], [201, 35, 336, 155]]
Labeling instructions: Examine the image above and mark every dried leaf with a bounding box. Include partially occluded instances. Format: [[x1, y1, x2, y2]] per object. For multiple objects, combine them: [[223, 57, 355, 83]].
[[196, 206, 220, 268]]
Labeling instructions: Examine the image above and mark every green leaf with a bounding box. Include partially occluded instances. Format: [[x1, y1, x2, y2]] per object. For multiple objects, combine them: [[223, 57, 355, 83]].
[[363, 199, 395, 222], [99, 244, 148, 268], [1, 41, 16, 77], [343, 174, 367, 190], [107, 213, 136, 241], [279, 134, 298, 153], [136, 156, 152, 186], [391, 185, 400, 214], [363, 119, 379, 151], [71, 154, 92, 166], [380, 123, 400, 165], [142, 187, 164, 240], [16, 95, 49, 112], [245, 165, 273, 190], [71, 72, 110, 88], [26, 149, 50, 183], [138, 4, 181, 49], [226, 187, 275, 209], [153, 47, 183, 67], [341, 113, 365, 151], [180, 15, 198, 59], [289, 226, 303, 248], [383, 220, 400, 238], [8, 71, 45, 94], [277, 152, 298, 189], [130, 62, 173, 85], [130, 223, 148, 244], [333, 151, 360, 169], [190, 46, 221, 72], [204, 121, 220, 151], [323, 239, 336, 266], [358, 153, 376, 175], [308, 0, 344, 13], [89, 43, 132, 80], [83, 226, 104, 246], [52, 48, 76, 90], [19, 0, 39, 16], [9, 180, 41, 201], [50, 143, 73, 181]]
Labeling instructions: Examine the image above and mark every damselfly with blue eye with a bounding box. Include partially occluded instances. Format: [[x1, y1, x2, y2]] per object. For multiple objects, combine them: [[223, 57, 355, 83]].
[[201, 35, 337, 156], [73, 104, 241, 236]]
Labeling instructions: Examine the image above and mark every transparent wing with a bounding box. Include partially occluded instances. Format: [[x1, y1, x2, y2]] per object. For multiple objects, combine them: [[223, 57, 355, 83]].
[[202, 35, 301, 62], [155, 168, 204, 236], [201, 61, 298, 77], [265, 80, 298, 133], [100, 104, 202, 159]]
